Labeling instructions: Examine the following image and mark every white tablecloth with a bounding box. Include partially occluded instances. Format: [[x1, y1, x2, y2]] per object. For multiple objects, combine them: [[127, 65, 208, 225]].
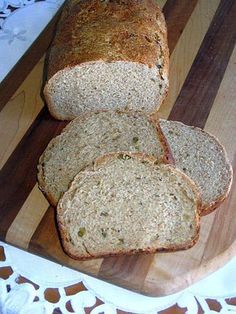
[[0, 241, 236, 313], [0, 0, 65, 82]]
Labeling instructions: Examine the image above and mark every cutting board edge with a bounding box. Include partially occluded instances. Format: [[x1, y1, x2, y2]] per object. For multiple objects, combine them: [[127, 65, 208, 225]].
[[2, 237, 236, 297], [142, 239, 236, 296]]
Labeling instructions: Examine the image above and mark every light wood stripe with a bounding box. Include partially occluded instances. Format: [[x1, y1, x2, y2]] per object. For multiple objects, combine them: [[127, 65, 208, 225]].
[[29, 205, 103, 275], [159, 0, 221, 119], [157, 0, 166, 9], [0, 57, 45, 170], [0, 109, 67, 238], [204, 46, 236, 160], [99, 254, 156, 291], [5, 185, 49, 249], [201, 46, 236, 260], [169, 0, 236, 127], [163, 0, 199, 54]]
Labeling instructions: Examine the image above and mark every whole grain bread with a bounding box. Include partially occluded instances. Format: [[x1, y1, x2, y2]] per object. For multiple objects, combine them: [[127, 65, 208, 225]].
[[160, 119, 233, 215], [44, 0, 169, 120], [57, 152, 201, 260], [38, 110, 172, 206]]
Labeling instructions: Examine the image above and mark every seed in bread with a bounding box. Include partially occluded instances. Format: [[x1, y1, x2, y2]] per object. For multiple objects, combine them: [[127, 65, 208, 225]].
[[57, 153, 201, 260]]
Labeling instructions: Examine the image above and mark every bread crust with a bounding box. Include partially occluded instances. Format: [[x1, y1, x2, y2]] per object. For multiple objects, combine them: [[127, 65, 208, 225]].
[[44, 0, 169, 120], [200, 167, 233, 216], [57, 152, 201, 260], [159, 119, 233, 216], [58, 229, 200, 261], [47, 0, 169, 79], [150, 112, 174, 164], [37, 110, 174, 206], [197, 131, 233, 215], [43, 85, 67, 121]]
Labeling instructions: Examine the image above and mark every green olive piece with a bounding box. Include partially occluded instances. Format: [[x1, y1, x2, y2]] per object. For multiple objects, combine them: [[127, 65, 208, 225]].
[[78, 227, 86, 237]]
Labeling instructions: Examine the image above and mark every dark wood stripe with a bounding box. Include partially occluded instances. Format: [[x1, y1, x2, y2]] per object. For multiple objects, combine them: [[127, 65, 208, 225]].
[[0, 6, 65, 111], [169, 0, 236, 128], [29, 206, 62, 260], [0, 108, 67, 239], [163, 0, 198, 54]]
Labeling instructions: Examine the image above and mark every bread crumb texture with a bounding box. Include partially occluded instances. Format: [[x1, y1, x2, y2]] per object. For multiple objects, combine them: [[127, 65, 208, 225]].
[[38, 111, 165, 204], [160, 120, 232, 210], [47, 62, 167, 118], [57, 154, 199, 259]]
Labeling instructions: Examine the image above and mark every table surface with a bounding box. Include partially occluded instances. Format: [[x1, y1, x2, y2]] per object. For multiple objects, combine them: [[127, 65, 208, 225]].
[[0, 0, 236, 312]]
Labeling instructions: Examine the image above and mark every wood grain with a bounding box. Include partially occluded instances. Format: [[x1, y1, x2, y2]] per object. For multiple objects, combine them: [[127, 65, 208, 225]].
[[157, 0, 166, 9], [0, 109, 67, 238], [159, 0, 221, 119], [163, 0, 199, 54], [169, 0, 236, 127], [205, 46, 236, 160], [99, 254, 155, 292], [0, 57, 45, 170], [5, 186, 49, 249]]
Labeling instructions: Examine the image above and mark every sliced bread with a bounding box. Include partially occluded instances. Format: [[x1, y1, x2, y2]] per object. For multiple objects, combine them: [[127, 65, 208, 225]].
[[159, 119, 233, 215], [57, 152, 201, 260], [44, 0, 169, 120], [38, 111, 172, 206]]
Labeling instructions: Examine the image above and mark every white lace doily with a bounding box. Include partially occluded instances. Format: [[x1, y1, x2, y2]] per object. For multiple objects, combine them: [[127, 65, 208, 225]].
[[0, 0, 65, 82], [0, 241, 236, 313]]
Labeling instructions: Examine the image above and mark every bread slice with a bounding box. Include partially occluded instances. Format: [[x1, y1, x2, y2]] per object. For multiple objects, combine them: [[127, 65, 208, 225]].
[[38, 110, 172, 206], [159, 119, 233, 215], [57, 152, 201, 260], [44, 0, 169, 120]]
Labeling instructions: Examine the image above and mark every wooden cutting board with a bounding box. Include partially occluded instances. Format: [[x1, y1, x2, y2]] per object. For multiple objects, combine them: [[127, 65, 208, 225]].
[[0, 0, 236, 297]]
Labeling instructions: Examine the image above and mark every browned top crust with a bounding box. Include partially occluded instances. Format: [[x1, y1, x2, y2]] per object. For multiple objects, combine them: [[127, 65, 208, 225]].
[[47, 0, 169, 79]]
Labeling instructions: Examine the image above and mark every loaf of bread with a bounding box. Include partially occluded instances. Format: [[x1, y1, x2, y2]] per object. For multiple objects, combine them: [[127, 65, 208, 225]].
[[160, 119, 233, 215], [57, 153, 200, 260], [44, 0, 169, 120], [38, 110, 172, 206]]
